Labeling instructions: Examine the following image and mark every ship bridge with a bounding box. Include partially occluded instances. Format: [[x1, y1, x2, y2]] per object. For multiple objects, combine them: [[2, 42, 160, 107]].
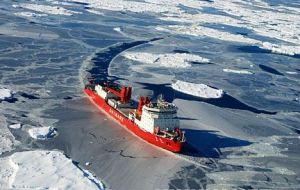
[[135, 99, 179, 133]]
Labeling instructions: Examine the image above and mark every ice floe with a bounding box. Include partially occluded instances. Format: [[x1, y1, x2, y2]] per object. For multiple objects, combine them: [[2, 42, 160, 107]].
[[0, 116, 19, 155], [123, 52, 210, 68], [156, 0, 300, 56], [28, 126, 58, 140], [223, 69, 253, 75], [171, 80, 224, 98], [259, 42, 300, 56], [65, 0, 181, 14], [0, 150, 104, 189], [156, 25, 261, 44], [113, 27, 121, 32], [0, 87, 12, 101], [9, 124, 21, 129], [62, 0, 300, 56], [286, 71, 298, 75], [14, 12, 47, 17], [15, 3, 80, 16]]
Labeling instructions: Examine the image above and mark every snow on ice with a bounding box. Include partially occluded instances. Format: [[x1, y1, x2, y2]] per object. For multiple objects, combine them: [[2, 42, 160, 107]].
[[172, 80, 224, 99], [113, 27, 121, 32], [65, 0, 181, 14], [56, 0, 300, 56], [0, 87, 12, 101], [0, 150, 105, 189], [9, 124, 21, 129], [123, 52, 210, 68], [14, 12, 48, 18], [259, 42, 300, 56], [286, 71, 298, 75], [0, 116, 19, 155], [223, 69, 253, 75], [28, 126, 58, 140], [156, 25, 260, 45], [14, 3, 80, 16]]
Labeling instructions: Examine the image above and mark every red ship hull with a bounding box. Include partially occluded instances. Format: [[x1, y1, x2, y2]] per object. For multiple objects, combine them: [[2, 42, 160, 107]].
[[84, 88, 183, 152]]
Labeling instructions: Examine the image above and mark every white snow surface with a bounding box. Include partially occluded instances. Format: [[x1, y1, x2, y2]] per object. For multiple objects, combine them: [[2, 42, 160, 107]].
[[28, 126, 58, 140], [113, 27, 121, 32], [0, 87, 12, 101], [286, 71, 298, 75], [0, 116, 19, 155], [223, 69, 253, 75], [123, 52, 210, 68], [65, 0, 182, 14], [156, 25, 261, 45], [172, 80, 224, 99], [14, 12, 48, 17], [0, 150, 104, 189], [260, 42, 300, 56], [9, 124, 21, 129]]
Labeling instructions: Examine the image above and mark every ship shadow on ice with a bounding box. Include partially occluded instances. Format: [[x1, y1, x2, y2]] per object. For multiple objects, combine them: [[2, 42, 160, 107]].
[[258, 64, 284, 76], [138, 82, 276, 115], [180, 129, 251, 158], [177, 117, 198, 121], [235, 45, 300, 59]]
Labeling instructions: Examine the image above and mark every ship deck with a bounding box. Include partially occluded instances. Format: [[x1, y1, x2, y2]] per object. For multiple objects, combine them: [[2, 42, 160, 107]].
[[117, 107, 135, 117]]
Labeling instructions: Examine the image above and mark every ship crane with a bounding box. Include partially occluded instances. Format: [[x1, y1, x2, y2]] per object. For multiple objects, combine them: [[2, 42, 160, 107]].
[[104, 83, 132, 104]]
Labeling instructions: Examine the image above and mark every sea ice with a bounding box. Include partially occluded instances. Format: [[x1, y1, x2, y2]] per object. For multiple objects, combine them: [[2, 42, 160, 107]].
[[286, 71, 298, 75], [259, 42, 300, 56], [113, 27, 121, 32], [28, 126, 58, 140], [223, 69, 253, 75], [14, 12, 48, 17], [65, 0, 181, 14], [0, 150, 104, 189], [156, 25, 260, 44], [9, 124, 21, 129], [171, 80, 224, 98], [0, 24, 59, 40], [15, 3, 80, 16], [0, 116, 19, 155], [0, 87, 12, 101], [123, 52, 210, 68]]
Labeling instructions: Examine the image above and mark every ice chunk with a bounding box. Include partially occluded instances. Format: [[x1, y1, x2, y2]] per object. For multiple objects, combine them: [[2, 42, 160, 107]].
[[113, 27, 121, 32], [28, 126, 58, 140], [0, 150, 104, 189], [123, 52, 210, 68], [0, 87, 12, 101], [259, 42, 300, 56], [0, 116, 19, 155], [14, 12, 47, 17], [286, 71, 298, 75], [9, 124, 21, 129], [223, 69, 253, 74], [172, 80, 224, 98]]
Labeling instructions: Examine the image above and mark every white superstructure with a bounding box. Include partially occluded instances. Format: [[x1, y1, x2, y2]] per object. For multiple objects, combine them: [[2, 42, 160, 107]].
[[135, 100, 179, 133]]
